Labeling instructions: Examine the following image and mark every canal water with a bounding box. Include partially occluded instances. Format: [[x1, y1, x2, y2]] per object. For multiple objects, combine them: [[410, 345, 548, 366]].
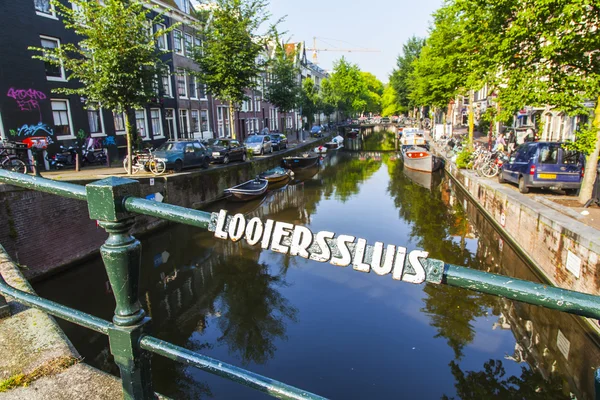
[[34, 152, 600, 399]]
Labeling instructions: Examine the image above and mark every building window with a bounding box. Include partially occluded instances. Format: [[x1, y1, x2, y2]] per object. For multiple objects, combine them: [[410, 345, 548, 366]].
[[41, 36, 65, 80], [173, 30, 183, 55], [162, 69, 173, 97], [165, 109, 177, 140], [194, 37, 203, 55], [35, 0, 56, 18], [135, 109, 148, 138], [155, 24, 167, 50], [51, 99, 73, 138], [189, 76, 197, 99], [113, 112, 125, 134], [179, 110, 189, 137], [184, 34, 193, 57], [191, 110, 200, 133], [176, 73, 187, 98], [87, 105, 104, 136], [199, 83, 207, 99], [150, 109, 163, 138], [217, 106, 229, 137], [201, 110, 209, 132]]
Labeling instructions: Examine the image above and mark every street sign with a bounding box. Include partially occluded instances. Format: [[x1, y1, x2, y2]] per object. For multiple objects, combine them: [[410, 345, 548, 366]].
[[210, 210, 430, 284]]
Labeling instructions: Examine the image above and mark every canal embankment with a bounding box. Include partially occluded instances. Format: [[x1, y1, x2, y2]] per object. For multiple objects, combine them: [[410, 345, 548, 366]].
[[443, 157, 600, 297], [0, 245, 122, 399], [0, 136, 330, 281]]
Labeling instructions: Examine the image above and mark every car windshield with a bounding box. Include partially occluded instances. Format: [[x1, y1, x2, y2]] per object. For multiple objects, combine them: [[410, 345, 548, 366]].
[[269, 135, 280, 140], [311, 127, 320, 132], [156, 142, 186, 151], [246, 136, 262, 144], [211, 140, 229, 147]]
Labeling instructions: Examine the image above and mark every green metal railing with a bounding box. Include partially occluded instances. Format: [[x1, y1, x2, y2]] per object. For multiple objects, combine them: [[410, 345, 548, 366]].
[[0, 168, 599, 399]]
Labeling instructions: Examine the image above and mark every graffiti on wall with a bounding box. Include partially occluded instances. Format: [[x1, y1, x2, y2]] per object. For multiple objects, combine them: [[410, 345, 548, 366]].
[[7, 88, 47, 115], [103, 136, 116, 146], [8, 123, 55, 145]]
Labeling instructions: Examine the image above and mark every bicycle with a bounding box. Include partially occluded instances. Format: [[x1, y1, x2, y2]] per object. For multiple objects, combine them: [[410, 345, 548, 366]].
[[123, 148, 166, 175], [0, 148, 27, 174]]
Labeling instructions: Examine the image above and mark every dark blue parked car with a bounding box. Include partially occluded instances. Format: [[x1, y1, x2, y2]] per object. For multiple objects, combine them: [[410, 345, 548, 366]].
[[498, 142, 584, 194]]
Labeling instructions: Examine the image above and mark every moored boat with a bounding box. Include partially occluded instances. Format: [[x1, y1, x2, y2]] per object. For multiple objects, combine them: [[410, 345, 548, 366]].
[[282, 152, 320, 170], [314, 145, 327, 154], [224, 178, 268, 201], [402, 146, 443, 173], [324, 135, 344, 150], [259, 167, 294, 185]]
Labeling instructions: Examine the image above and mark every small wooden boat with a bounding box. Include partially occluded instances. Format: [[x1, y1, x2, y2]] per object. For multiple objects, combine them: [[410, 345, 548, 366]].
[[224, 178, 268, 201], [314, 145, 327, 154], [402, 146, 443, 173], [325, 135, 344, 151], [282, 152, 320, 170], [259, 167, 294, 185]]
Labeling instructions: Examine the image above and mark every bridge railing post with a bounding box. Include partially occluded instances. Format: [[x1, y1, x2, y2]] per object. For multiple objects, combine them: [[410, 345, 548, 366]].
[[86, 177, 153, 400]]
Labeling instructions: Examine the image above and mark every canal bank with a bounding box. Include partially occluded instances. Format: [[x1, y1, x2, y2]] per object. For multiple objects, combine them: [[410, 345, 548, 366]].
[[442, 156, 600, 297], [0, 245, 122, 399], [0, 136, 330, 281]]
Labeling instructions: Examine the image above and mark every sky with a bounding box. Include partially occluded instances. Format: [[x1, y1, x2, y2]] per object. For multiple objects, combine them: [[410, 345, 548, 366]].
[[267, 0, 443, 84]]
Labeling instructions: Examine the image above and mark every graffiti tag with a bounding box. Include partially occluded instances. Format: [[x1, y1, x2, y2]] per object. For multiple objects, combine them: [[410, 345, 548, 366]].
[[15, 123, 54, 137], [103, 136, 116, 146], [7, 88, 47, 112]]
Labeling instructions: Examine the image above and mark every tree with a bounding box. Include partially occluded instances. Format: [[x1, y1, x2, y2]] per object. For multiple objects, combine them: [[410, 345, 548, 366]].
[[360, 72, 383, 115], [319, 78, 337, 122], [31, 0, 171, 175], [497, 0, 600, 204], [192, 0, 278, 139], [300, 78, 319, 128], [264, 40, 300, 134], [381, 85, 402, 117], [389, 36, 424, 111], [327, 57, 368, 116]]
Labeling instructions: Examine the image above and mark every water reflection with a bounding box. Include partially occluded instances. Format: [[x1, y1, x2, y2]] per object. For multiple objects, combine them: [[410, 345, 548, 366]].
[[33, 152, 600, 399]]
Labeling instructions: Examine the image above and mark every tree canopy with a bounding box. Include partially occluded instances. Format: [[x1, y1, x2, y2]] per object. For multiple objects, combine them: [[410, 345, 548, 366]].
[[264, 40, 300, 118], [389, 36, 424, 111]]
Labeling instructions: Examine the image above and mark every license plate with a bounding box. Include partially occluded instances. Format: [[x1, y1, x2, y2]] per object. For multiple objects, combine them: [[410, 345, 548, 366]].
[[538, 173, 556, 179]]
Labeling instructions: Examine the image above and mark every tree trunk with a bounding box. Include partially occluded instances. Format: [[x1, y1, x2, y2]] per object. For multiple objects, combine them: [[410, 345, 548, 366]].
[[228, 103, 236, 139], [468, 90, 475, 149], [124, 109, 133, 176], [578, 96, 600, 204]]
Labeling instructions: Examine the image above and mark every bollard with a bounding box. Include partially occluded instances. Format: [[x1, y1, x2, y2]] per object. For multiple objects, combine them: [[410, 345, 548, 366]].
[[75, 153, 80, 172], [86, 177, 153, 399], [0, 293, 10, 319], [32, 149, 42, 177], [105, 148, 110, 167]]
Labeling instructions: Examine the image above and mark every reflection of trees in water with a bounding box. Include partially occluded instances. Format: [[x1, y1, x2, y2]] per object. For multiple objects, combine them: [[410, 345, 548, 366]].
[[362, 131, 396, 151], [385, 158, 497, 360], [318, 154, 382, 202], [214, 251, 298, 365], [442, 359, 570, 400]]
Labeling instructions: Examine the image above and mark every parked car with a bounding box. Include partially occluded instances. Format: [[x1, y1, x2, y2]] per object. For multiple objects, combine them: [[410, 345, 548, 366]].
[[381, 117, 391, 124], [310, 126, 323, 138], [498, 142, 584, 194], [269, 134, 288, 151], [153, 140, 211, 172], [245, 134, 272, 155], [207, 138, 247, 164]]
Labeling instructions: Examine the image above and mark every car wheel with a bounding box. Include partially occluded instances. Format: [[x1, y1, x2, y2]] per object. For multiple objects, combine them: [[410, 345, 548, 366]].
[[565, 188, 578, 196], [518, 176, 529, 194], [223, 155, 230, 164], [498, 170, 506, 184], [242, 152, 247, 162], [174, 159, 183, 173]]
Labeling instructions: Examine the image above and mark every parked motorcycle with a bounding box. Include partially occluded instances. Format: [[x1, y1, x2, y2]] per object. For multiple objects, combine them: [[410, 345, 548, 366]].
[[46, 145, 80, 170], [81, 146, 107, 166]]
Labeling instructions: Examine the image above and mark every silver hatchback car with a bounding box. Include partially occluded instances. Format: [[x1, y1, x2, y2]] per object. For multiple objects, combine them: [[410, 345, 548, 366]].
[[245, 134, 272, 155]]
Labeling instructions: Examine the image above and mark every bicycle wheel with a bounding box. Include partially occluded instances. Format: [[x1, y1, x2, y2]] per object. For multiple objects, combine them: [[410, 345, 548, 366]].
[[149, 159, 166, 175], [123, 157, 142, 174], [3, 158, 27, 174]]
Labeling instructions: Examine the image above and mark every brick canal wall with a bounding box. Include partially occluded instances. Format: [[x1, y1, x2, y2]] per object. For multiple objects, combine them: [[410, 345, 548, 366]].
[[0, 138, 328, 280], [445, 162, 600, 296]]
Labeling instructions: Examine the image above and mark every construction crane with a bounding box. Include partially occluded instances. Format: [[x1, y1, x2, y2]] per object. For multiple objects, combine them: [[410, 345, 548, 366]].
[[305, 37, 380, 64]]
